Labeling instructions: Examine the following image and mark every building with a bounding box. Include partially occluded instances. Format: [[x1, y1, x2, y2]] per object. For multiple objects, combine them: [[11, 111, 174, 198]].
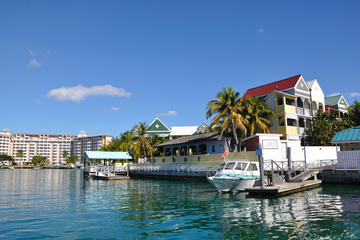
[[71, 131, 113, 161], [325, 94, 349, 118], [0, 129, 12, 156], [0, 129, 112, 165], [243, 74, 326, 140], [332, 126, 360, 151], [145, 117, 208, 139], [1, 129, 73, 165]]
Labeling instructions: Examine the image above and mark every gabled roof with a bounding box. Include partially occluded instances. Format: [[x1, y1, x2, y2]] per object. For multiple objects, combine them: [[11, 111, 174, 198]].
[[306, 80, 316, 88], [170, 126, 198, 136], [85, 151, 132, 159], [243, 74, 302, 98], [157, 132, 220, 147], [332, 127, 360, 143], [146, 117, 171, 133], [325, 94, 343, 106]]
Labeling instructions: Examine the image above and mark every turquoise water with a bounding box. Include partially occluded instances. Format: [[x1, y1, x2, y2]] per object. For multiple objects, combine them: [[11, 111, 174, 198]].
[[1, 170, 360, 239]]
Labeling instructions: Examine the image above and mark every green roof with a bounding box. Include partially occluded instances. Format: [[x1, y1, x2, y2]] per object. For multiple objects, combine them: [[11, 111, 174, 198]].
[[332, 127, 360, 143], [85, 151, 132, 159], [146, 117, 170, 135], [325, 95, 342, 106]]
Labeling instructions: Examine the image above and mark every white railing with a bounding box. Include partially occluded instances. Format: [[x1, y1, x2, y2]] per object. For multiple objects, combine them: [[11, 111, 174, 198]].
[[337, 150, 360, 171]]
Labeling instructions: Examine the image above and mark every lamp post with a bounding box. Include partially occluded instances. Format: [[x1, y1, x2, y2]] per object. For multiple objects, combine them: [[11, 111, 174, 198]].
[[303, 133, 308, 171]]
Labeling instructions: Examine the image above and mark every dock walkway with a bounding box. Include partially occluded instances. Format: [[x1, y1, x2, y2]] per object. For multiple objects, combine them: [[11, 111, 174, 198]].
[[246, 180, 322, 196]]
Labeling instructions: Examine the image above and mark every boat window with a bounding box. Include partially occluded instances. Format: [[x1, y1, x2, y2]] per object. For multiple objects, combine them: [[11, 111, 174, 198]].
[[224, 162, 236, 170], [247, 163, 258, 171], [235, 162, 248, 171], [218, 163, 225, 171]]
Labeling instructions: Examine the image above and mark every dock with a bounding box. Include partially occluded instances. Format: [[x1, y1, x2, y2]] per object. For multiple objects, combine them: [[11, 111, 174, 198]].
[[91, 175, 130, 181], [246, 179, 322, 196]]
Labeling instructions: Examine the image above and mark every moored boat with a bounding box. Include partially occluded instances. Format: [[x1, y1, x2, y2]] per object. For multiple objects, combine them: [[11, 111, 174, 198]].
[[207, 160, 260, 193]]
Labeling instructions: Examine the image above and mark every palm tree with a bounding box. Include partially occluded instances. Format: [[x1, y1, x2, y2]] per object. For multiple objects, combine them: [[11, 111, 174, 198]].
[[206, 87, 248, 152], [16, 150, 24, 159], [119, 131, 135, 153], [62, 150, 69, 164], [348, 101, 360, 126], [242, 96, 274, 136], [132, 122, 153, 161]]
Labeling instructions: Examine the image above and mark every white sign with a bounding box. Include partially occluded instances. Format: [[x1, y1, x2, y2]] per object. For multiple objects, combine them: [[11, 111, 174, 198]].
[[262, 139, 278, 149]]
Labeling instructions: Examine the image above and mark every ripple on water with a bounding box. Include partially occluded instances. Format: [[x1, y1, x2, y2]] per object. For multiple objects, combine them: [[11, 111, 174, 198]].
[[1, 170, 360, 239]]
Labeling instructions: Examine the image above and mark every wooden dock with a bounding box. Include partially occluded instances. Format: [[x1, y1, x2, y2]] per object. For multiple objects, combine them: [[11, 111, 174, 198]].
[[91, 175, 130, 181], [246, 180, 322, 196]]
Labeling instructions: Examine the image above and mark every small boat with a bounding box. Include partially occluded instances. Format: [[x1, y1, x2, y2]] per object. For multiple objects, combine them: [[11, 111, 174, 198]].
[[207, 160, 260, 193], [33, 166, 41, 170], [68, 163, 75, 169], [9, 166, 15, 170]]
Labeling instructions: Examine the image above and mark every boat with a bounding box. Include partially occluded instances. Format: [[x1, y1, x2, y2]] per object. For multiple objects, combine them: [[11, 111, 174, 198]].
[[207, 160, 261, 193], [68, 163, 75, 169], [33, 166, 41, 170], [75, 162, 82, 168], [9, 166, 15, 170]]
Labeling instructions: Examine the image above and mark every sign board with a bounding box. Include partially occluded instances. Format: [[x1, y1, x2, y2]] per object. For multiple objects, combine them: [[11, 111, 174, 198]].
[[262, 139, 278, 149], [256, 149, 262, 156]]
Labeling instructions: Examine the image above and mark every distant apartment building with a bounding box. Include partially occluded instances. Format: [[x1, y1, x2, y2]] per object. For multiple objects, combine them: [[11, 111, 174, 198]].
[[243, 75, 326, 140], [71, 131, 113, 161], [0, 129, 112, 165]]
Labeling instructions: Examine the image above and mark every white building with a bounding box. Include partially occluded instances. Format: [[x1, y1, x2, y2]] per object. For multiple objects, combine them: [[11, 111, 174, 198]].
[[71, 131, 113, 161], [0, 129, 112, 165]]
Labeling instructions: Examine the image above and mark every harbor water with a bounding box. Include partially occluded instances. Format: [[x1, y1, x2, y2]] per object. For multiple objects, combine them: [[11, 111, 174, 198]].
[[1, 169, 360, 239]]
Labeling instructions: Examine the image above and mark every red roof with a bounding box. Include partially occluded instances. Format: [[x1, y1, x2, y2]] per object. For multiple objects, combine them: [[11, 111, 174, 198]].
[[243, 74, 302, 98]]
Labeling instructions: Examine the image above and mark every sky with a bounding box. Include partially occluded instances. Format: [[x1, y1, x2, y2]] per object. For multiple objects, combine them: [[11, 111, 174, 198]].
[[1, 1, 360, 137]]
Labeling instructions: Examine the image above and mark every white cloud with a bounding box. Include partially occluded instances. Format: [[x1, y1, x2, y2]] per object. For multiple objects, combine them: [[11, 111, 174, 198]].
[[28, 49, 35, 55], [327, 93, 341, 97], [28, 59, 40, 68], [350, 92, 360, 98], [46, 84, 132, 102], [111, 107, 119, 111], [256, 28, 265, 34], [159, 110, 178, 116]]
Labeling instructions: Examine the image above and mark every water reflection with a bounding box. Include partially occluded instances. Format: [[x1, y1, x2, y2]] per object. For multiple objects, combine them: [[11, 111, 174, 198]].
[[1, 170, 360, 239]]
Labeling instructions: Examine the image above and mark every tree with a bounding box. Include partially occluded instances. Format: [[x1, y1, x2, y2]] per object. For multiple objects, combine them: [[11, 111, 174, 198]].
[[149, 135, 167, 156], [119, 131, 135, 153], [100, 137, 121, 151], [206, 87, 248, 152], [67, 156, 78, 164], [0, 154, 14, 165], [32, 155, 49, 166], [132, 122, 153, 161], [16, 150, 24, 159], [306, 111, 349, 146], [62, 150, 69, 161], [242, 96, 274, 136], [347, 101, 360, 126]]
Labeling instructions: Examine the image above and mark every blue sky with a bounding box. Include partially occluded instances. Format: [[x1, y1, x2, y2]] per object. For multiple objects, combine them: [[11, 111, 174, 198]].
[[1, 1, 360, 137]]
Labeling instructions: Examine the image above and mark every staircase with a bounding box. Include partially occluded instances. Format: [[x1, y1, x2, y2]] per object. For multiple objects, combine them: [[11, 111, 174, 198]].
[[287, 170, 319, 183]]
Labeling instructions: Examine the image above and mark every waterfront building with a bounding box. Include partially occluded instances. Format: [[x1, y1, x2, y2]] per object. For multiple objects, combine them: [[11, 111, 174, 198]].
[[71, 131, 113, 161], [145, 117, 208, 139], [325, 94, 349, 118], [0, 129, 112, 165], [243, 74, 326, 140], [0, 129, 12, 156], [11, 131, 73, 165]]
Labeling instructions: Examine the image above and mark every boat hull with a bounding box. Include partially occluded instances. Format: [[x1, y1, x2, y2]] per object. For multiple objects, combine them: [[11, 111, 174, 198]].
[[207, 176, 257, 193]]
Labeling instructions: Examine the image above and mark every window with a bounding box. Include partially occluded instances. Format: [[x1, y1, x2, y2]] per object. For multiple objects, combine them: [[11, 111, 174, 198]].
[[297, 98, 303, 108], [277, 97, 283, 106], [188, 145, 197, 155], [218, 163, 225, 171], [285, 98, 295, 106], [248, 164, 258, 171], [212, 145, 215, 153], [298, 118, 305, 128], [198, 144, 207, 154], [180, 146, 187, 156], [235, 162, 248, 171], [287, 118, 297, 127], [224, 162, 236, 170], [172, 148, 179, 156]]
